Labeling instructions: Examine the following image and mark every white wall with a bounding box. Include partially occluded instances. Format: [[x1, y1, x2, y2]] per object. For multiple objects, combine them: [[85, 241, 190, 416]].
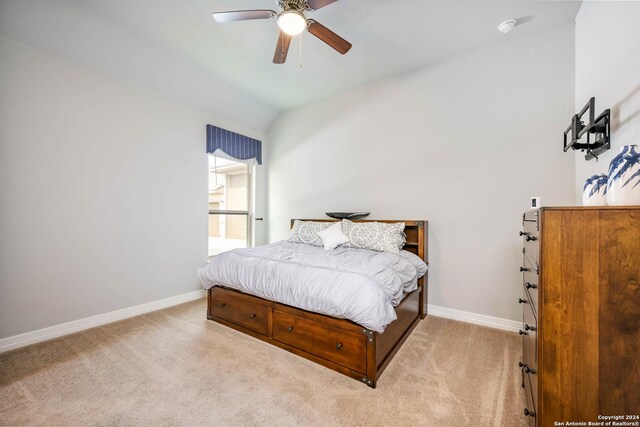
[[0, 0, 279, 131], [574, 2, 640, 199], [267, 24, 576, 322], [0, 36, 266, 339]]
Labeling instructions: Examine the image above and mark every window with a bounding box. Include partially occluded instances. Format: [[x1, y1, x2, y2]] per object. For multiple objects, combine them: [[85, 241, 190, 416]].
[[208, 155, 252, 256]]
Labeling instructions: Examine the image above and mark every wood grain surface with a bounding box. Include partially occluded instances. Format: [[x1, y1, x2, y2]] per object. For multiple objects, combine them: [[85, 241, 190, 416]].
[[523, 207, 640, 425]]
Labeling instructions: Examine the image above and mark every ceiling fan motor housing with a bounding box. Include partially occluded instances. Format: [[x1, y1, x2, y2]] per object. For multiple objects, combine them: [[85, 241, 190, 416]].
[[278, 0, 310, 13]]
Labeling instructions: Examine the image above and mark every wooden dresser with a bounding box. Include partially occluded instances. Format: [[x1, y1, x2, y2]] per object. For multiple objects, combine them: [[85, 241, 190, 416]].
[[519, 207, 640, 426]]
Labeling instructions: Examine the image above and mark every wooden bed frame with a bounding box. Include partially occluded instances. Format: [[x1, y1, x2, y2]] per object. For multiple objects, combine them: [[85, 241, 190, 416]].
[[206, 219, 428, 388]]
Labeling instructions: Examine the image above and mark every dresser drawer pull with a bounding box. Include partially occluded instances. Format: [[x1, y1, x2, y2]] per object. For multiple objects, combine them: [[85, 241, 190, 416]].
[[519, 267, 529, 272], [287, 326, 294, 333], [524, 408, 535, 417], [524, 324, 537, 332], [519, 231, 529, 237], [250, 313, 256, 319], [519, 362, 536, 374], [519, 329, 528, 335], [218, 303, 226, 308], [518, 298, 528, 304], [335, 342, 343, 350], [525, 282, 537, 290], [525, 235, 537, 242]]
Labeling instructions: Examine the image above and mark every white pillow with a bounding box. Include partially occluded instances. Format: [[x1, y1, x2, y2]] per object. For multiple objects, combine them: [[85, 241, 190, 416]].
[[317, 222, 350, 250]]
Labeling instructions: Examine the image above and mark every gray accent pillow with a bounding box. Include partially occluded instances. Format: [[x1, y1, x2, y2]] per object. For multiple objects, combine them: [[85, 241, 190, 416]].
[[341, 219, 406, 253], [288, 220, 334, 247]]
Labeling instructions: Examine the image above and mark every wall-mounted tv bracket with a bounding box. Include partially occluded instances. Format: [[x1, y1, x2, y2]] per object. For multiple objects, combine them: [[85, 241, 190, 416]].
[[563, 97, 610, 161]]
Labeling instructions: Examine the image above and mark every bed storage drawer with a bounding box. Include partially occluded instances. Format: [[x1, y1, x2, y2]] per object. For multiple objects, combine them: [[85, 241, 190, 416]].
[[209, 287, 270, 336], [272, 310, 367, 373]]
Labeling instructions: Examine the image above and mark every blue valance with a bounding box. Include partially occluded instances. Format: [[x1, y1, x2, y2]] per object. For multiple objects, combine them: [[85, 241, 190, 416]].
[[206, 124, 262, 165]]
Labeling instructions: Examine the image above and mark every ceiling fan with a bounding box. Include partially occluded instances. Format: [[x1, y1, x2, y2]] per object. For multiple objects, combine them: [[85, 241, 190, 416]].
[[213, 0, 352, 64]]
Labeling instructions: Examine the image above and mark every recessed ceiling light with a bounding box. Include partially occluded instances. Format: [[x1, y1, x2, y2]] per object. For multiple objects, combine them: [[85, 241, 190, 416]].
[[498, 19, 517, 34]]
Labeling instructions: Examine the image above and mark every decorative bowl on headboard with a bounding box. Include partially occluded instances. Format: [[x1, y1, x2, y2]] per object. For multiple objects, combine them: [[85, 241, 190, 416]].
[[325, 212, 370, 220]]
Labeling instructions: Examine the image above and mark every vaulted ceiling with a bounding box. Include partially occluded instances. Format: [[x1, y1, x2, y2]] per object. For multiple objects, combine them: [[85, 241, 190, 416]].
[[0, 0, 581, 131]]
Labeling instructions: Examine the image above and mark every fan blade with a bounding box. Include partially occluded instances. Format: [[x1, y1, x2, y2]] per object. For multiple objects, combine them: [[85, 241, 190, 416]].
[[273, 32, 292, 64], [307, 20, 352, 54], [306, 0, 338, 10], [213, 10, 276, 23]]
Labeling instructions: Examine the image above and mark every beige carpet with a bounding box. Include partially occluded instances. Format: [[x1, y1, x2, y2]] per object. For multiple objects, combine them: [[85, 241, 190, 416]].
[[0, 299, 527, 426]]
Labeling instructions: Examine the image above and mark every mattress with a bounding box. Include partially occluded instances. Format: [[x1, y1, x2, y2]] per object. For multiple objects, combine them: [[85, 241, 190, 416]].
[[198, 241, 428, 333]]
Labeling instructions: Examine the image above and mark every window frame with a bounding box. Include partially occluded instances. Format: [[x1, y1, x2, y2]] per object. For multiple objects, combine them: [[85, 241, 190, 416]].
[[207, 155, 254, 256]]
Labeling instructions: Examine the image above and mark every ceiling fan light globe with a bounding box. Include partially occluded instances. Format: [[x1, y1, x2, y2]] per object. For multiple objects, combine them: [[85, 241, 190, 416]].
[[277, 10, 307, 36]]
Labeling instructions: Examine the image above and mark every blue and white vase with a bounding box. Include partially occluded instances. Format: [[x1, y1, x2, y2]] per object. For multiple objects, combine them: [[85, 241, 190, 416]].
[[607, 145, 640, 206], [582, 173, 608, 206]]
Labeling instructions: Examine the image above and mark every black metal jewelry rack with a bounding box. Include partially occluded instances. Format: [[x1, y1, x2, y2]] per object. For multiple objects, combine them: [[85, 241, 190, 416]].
[[563, 97, 610, 161]]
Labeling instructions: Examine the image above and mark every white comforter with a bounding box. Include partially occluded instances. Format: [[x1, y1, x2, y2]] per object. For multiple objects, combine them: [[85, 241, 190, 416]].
[[198, 241, 428, 333]]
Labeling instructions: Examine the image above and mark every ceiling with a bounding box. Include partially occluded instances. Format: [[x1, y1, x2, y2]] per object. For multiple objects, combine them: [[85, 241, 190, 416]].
[[0, 0, 581, 131]]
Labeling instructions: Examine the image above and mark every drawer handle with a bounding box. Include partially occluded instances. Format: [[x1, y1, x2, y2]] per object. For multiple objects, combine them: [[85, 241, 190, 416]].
[[519, 231, 529, 236], [520, 267, 529, 272], [524, 324, 536, 332], [519, 329, 528, 335], [518, 298, 528, 304], [524, 408, 535, 417], [250, 313, 256, 319], [525, 282, 537, 290], [218, 303, 226, 308], [518, 362, 536, 374], [287, 326, 294, 333], [525, 235, 537, 242], [335, 343, 343, 350]]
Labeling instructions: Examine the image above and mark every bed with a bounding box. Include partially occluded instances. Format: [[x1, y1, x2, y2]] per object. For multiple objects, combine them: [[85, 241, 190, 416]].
[[201, 219, 428, 388]]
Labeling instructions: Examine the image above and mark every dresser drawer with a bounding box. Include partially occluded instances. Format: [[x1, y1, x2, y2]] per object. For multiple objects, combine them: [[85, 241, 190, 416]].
[[522, 269, 539, 315], [518, 282, 538, 323], [273, 310, 367, 373], [523, 277, 539, 315], [524, 371, 537, 427], [522, 303, 538, 371], [524, 252, 539, 274], [520, 285, 538, 421], [523, 233, 539, 263], [523, 210, 539, 223], [209, 287, 270, 336], [526, 367, 538, 416], [522, 214, 540, 263], [521, 260, 538, 277]]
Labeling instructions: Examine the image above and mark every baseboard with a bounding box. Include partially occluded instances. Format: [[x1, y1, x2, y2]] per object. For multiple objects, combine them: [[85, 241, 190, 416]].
[[0, 292, 518, 353], [427, 304, 521, 333], [0, 290, 206, 354]]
